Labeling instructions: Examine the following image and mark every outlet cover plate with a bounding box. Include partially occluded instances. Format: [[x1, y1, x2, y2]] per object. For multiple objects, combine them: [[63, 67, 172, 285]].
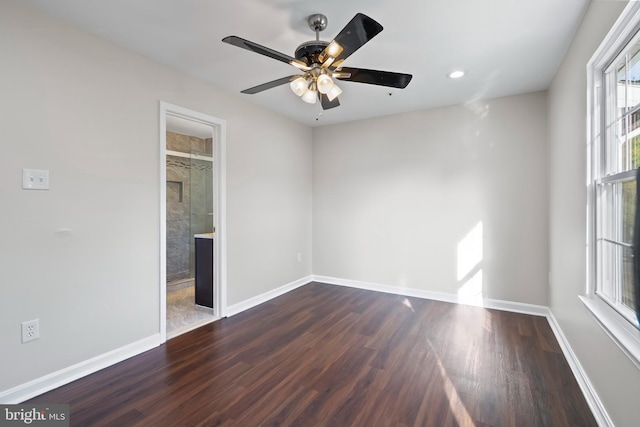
[[23, 169, 49, 190], [22, 319, 40, 343]]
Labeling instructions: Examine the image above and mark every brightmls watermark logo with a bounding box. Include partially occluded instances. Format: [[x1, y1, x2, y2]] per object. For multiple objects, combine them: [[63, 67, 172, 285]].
[[0, 405, 69, 427]]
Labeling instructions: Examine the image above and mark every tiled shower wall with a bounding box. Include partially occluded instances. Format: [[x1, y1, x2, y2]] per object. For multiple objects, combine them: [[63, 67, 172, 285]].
[[166, 131, 213, 283]]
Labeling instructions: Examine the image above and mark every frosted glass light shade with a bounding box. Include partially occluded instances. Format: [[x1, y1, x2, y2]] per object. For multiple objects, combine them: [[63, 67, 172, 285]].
[[316, 74, 334, 94], [290, 77, 308, 96], [326, 84, 342, 101], [326, 41, 343, 57], [301, 89, 317, 104]]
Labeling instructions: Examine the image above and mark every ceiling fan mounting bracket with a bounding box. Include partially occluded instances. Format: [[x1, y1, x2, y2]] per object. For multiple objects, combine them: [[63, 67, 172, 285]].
[[307, 14, 328, 33]]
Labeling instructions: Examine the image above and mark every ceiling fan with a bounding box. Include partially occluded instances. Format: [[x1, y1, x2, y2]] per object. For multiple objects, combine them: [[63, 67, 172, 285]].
[[222, 13, 412, 110]]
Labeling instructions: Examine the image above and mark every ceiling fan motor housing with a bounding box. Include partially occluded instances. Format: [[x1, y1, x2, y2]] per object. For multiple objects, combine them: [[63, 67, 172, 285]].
[[295, 40, 329, 65]]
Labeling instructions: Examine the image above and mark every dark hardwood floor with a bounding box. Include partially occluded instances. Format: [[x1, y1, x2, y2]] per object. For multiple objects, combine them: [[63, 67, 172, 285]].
[[29, 282, 596, 426]]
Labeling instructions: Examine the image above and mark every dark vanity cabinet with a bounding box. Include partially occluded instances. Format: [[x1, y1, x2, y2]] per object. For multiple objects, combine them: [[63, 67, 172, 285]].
[[194, 234, 213, 308]]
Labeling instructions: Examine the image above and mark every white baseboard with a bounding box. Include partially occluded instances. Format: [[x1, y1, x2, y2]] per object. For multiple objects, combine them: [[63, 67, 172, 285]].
[[546, 311, 613, 427], [1, 274, 610, 427], [226, 275, 313, 317], [312, 275, 549, 316], [0, 334, 161, 404]]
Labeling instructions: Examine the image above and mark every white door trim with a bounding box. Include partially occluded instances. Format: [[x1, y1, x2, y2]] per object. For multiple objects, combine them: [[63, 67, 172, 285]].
[[159, 101, 227, 343]]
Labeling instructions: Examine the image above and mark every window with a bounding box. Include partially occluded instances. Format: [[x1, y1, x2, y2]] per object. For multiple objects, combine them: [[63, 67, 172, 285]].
[[587, 2, 640, 368], [597, 44, 640, 323]]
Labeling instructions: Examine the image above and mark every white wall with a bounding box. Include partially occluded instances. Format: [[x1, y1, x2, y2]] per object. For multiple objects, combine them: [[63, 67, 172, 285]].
[[313, 91, 548, 305], [6, 1, 639, 423], [548, 1, 640, 426], [0, 0, 311, 394]]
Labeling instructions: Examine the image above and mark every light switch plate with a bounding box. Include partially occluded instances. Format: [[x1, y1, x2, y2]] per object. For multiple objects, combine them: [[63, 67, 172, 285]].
[[23, 169, 49, 190]]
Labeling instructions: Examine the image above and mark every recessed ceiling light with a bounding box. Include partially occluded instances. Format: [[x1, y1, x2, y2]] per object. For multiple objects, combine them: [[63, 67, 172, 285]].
[[447, 70, 465, 79]]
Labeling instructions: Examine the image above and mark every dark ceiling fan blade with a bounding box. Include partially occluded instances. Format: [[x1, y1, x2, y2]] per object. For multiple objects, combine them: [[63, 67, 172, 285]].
[[222, 36, 309, 70], [319, 93, 340, 110], [335, 67, 412, 89], [322, 13, 383, 68], [241, 75, 300, 94]]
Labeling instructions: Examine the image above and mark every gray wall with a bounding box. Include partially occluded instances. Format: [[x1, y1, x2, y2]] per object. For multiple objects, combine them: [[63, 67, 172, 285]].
[[0, 0, 312, 393], [166, 155, 192, 282], [313, 92, 549, 305], [548, 1, 640, 426]]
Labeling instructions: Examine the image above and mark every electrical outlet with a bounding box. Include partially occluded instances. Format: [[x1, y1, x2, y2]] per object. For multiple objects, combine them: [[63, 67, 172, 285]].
[[297, 253, 302, 262], [22, 319, 40, 343], [22, 169, 49, 190]]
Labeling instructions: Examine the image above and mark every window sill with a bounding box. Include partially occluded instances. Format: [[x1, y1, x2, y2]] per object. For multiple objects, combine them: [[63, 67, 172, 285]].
[[580, 295, 640, 369]]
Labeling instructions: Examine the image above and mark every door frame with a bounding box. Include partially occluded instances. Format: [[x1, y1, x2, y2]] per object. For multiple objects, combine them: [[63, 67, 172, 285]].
[[159, 101, 227, 343]]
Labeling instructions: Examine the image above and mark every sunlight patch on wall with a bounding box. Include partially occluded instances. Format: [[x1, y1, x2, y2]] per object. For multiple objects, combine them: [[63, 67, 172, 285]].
[[457, 221, 484, 306], [458, 270, 484, 306]]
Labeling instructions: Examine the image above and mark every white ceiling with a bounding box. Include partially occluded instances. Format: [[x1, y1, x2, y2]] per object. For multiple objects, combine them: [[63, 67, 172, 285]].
[[22, 0, 589, 127]]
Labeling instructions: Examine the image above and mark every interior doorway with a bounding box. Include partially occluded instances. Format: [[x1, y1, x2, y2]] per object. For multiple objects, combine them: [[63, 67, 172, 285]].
[[159, 102, 227, 342]]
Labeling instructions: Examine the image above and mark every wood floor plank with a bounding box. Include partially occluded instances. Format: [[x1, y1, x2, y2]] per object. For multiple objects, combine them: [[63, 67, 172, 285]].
[[28, 282, 596, 426]]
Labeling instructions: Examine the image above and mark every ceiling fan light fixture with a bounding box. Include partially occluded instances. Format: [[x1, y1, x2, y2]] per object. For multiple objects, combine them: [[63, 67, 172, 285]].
[[301, 88, 318, 104], [322, 57, 336, 68], [316, 74, 334, 94], [326, 41, 343, 57], [326, 84, 342, 101], [290, 77, 308, 96]]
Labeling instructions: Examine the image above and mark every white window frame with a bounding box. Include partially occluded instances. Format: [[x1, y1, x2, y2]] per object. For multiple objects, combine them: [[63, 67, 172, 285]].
[[585, 1, 640, 370]]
